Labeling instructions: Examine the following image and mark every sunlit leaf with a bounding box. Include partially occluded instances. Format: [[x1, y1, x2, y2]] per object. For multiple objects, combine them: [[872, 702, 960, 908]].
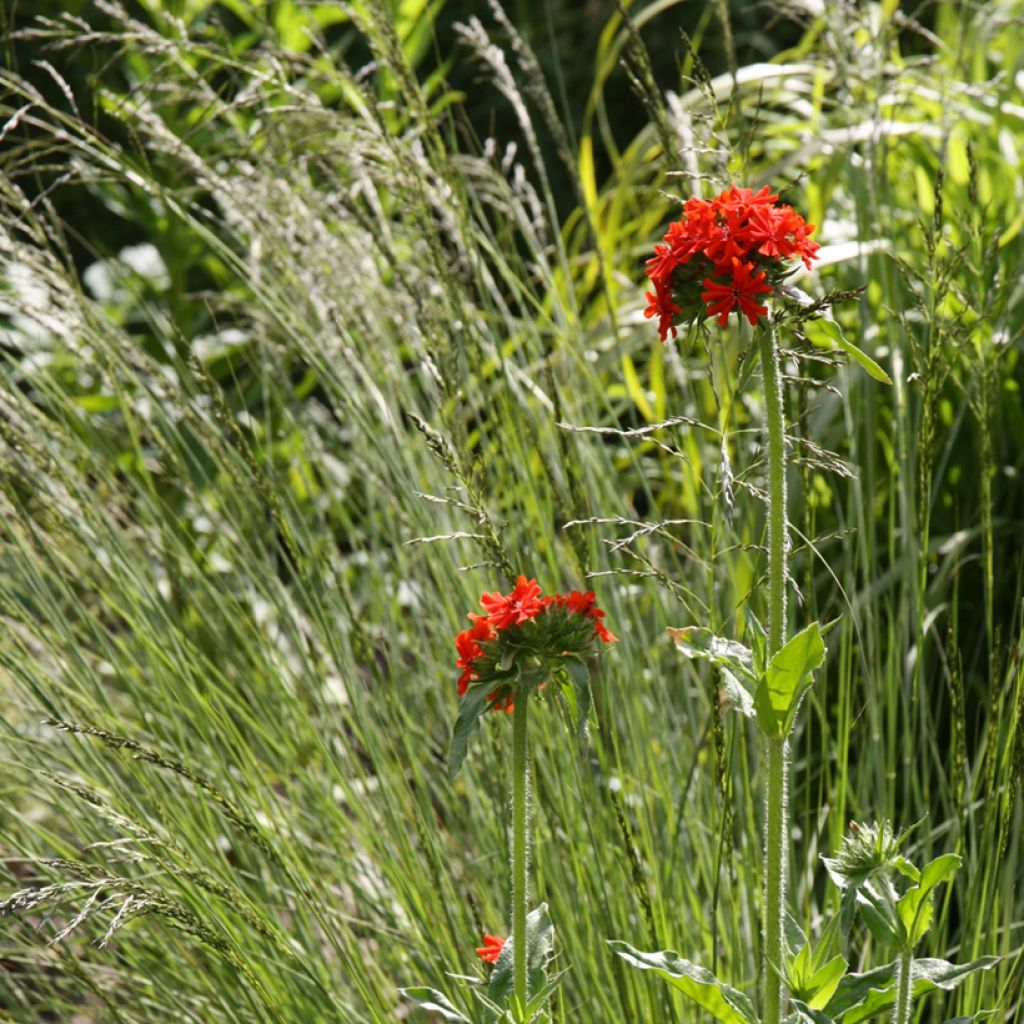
[[609, 941, 758, 1023], [401, 987, 471, 1022], [804, 319, 893, 384], [753, 622, 826, 737]]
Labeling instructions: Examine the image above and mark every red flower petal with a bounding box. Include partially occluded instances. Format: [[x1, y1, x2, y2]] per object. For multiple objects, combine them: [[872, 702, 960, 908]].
[[475, 934, 505, 963]]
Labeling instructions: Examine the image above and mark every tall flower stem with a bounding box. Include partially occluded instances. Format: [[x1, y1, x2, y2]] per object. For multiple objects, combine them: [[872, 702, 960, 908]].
[[759, 325, 789, 1024], [512, 693, 531, 1021], [892, 949, 913, 1024]]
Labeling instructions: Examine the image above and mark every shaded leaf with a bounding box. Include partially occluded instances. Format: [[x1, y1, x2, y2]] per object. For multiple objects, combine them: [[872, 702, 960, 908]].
[[609, 941, 757, 1024], [562, 659, 592, 749], [447, 687, 491, 780], [854, 877, 902, 949], [787, 999, 836, 1024]]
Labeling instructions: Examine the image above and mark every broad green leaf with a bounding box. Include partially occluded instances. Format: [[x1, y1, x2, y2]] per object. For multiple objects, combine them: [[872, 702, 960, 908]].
[[826, 957, 1000, 1022], [824, 962, 894, 1016], [609, 941, 758, 1024], [488, 904, 554, 1006], [897, 853, 960, 946], [668, 627, 758, 718], [447, 687, 490, 780], [787, 931, 846, 1010], [754, 622, 826, 737], [401, 987, 471, 1022], [804, 319, 893, 384], [805, 956, 847, 1010]]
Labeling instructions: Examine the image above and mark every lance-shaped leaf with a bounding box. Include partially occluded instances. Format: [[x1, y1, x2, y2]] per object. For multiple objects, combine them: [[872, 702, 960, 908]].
[[401, 987, 472, 1022], [560, 659, 592, 750], [488, 904, 554, 1006], [825, 957, 1000, 1022], [447, 669, 518, 779], [804, 318, 893, 384], [447, 686, 491, 780], [790, 951, 848, 1011], [897, 853, 960, 947], [854, 876, 903, 949], [667, 627, 757, 719], [754, 622, 826, 737], [609, 941, 758, 1024]]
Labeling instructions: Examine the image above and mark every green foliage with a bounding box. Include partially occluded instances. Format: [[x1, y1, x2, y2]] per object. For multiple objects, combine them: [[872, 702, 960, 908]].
[[608, 942, 758, 1024], [754, 622, 827, 738], [0, 0, 1021, 1021]]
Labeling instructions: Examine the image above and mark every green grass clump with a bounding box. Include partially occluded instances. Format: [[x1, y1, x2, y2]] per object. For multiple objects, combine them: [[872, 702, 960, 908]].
[[0, 1, 1022, 1021]]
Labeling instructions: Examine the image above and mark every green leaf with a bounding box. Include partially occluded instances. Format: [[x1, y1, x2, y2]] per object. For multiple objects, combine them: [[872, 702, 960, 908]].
[[609, 941, 758, 1024], [824, 962, 895, 1016], [805, 956, 847, 1010], [667, 627, 757, 719], [785, 912, 809, 960], [562, 659, 592, 749], [786, 926, 846, 1010], [804, 319, 893, 384], [897, 853, 960, 946], [488, 904, 554, 1007], [826, 957, 1000, 1022], [787, 1000, 835, 1024], [855, 877, 903, 949], [524, 967, 568, 1019], [400, 987, 471, 1022], [668, 627, 756, 681], [447, 687, 490, 780], [754, 622, 826, 737]]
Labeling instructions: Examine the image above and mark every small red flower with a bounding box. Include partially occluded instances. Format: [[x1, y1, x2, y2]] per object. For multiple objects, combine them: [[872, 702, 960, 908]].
[[550, 590, 618, 644], [479, 576, 544, 630], [455, 616, 494, 696], [701, 258, 773, 327], [644, 285, 682, 342], [476, 933, 505, 963]]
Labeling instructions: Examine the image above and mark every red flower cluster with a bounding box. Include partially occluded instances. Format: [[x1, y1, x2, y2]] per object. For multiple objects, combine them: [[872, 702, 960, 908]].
[[475, 933, 505, 964], [454, 576, 616, 707], [643, 185, 820, 338]]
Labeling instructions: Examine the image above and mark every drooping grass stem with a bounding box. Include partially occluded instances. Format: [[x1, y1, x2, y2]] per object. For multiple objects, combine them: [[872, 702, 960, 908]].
[[512, 693, 531, 1021], [760, 324, 789, 1024]]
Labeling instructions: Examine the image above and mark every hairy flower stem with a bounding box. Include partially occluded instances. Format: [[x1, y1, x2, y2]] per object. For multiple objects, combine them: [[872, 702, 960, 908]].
[[763, 734, 788, 1024], [512, 694, 530, 1021], [893, 949, 913, 1024], [760, 325, 789, 1024]]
